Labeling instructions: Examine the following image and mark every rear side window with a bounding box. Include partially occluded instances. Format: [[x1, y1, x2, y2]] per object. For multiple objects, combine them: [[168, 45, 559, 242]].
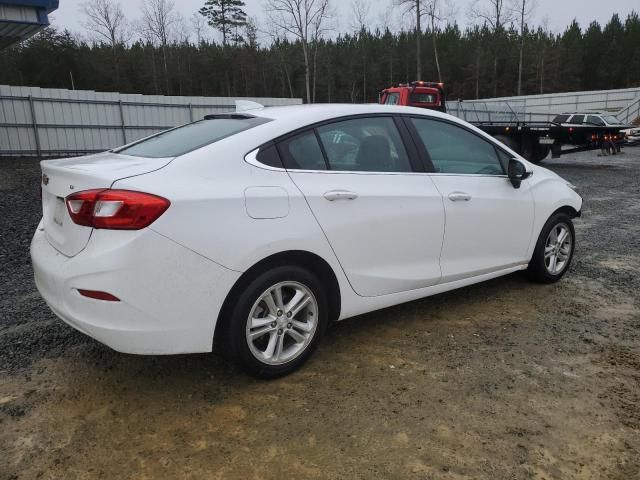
[[117, 116, 270, 158], [316, 117, 412, 172], [410, 118, 504, 175], [569, 115, 584, 124], [278, 131, 327, 170], [553, 114, 570, 123], [587, 115, 605, 126], [256, 143, 283, 168]]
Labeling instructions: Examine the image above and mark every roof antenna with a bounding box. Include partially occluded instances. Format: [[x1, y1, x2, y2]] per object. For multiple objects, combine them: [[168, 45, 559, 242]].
[[236, 100, 264, 113]]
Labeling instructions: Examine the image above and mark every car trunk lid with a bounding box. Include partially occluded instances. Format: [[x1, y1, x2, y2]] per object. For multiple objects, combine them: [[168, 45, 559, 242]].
[[40, 152, 172, 257]]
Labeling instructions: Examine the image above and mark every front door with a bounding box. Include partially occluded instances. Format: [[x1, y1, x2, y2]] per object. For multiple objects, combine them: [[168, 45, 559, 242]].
[[407, 117, 535, 282]]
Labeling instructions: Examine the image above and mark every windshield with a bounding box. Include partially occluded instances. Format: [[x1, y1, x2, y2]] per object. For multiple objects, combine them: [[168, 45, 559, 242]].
[[602, 115, 623, 125], [117, 115, 271, 158]]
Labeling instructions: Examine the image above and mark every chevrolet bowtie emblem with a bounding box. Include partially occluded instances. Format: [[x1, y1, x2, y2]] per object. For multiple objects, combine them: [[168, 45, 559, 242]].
[[42, 174, 49, 185]]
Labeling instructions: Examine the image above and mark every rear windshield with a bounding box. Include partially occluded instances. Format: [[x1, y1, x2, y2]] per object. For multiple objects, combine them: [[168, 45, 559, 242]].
[[410, 93, 437, 104], [117, 115, 271, 158]]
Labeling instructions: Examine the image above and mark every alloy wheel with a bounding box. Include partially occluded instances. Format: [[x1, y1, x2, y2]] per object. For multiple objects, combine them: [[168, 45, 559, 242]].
[[544, 223, 573, 275], [245, 281, 318, 366]]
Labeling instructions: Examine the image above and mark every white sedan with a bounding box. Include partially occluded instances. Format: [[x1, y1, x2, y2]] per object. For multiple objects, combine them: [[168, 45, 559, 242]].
[[31, 104, 582, 377]]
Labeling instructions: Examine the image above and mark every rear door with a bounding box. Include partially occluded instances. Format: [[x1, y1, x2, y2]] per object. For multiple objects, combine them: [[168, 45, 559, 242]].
[[407, 117, 535, 283], [281, 116, 445, 297]]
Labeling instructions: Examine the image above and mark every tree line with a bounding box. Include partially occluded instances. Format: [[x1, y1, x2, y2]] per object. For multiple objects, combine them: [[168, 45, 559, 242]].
[[0, 0, 638, 103]]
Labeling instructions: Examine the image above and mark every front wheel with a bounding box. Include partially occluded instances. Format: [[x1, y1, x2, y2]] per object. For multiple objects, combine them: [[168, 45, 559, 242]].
[[222, 265, 328, 378], [527, 213, 575, 283]]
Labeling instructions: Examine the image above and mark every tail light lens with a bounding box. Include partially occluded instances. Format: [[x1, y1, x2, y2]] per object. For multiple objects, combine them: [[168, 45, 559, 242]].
[[77, 289, 120, 301], [66, 189, 170, 230]]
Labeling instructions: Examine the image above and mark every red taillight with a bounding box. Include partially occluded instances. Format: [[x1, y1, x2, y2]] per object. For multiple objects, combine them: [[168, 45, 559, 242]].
[[66, 189, 170, 230], [77, 289, 120, 301]]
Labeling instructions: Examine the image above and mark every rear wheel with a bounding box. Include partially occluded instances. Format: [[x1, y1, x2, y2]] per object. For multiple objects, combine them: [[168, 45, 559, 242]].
[[222, 265, 328, 378], [527, 213, 575, 283]]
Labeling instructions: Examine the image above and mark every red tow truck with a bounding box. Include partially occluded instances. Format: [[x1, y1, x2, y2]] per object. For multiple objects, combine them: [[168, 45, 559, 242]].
[[379, 81, 627, 163]]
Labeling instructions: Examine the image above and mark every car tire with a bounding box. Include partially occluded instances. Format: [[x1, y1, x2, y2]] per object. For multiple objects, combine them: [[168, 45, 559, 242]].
[[530, 144, 550, 164], [527, 213, 575, 283], [222, 265, 328, 379]]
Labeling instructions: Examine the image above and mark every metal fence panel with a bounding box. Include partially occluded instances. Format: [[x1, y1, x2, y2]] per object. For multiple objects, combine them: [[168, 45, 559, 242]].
[[463, 87, 640, 122], [0, 85, 302, 157]]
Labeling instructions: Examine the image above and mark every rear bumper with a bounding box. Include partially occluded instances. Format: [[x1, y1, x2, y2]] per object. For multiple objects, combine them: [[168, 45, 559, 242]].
[[31, 221, 241, 355]]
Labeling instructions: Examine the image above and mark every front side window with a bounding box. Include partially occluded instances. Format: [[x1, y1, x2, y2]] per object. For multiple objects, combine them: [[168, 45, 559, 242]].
[[316, 117, 412, 172], [384, 93, 400, 105], [117, 115, 270, 158], [410, 118, 504, 175]]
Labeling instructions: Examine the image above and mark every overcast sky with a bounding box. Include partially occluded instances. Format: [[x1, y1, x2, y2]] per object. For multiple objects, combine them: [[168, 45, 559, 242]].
[[50, 0, 639, 43]]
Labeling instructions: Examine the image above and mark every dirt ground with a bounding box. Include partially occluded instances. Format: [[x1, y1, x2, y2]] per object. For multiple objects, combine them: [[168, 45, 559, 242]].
[[1, 148, 639, 480]]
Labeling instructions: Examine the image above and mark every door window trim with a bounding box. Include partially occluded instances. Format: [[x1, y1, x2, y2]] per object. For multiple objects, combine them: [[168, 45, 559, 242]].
[[247, 112, 514, 177], [254, 113, 426, 174]]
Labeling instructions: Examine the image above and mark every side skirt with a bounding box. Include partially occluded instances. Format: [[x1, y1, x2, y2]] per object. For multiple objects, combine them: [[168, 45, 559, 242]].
[[337, 264, 528, 321]]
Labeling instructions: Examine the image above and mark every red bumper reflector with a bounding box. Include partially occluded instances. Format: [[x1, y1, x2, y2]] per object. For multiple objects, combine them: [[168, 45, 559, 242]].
[[77, 289, 120, 301]]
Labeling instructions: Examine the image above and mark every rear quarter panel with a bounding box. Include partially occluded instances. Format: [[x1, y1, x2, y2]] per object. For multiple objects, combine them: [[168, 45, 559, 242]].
[[111, 136, 357, 317]]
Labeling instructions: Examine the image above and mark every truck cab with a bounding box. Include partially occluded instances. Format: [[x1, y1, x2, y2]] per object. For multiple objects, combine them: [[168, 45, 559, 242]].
[[380, 81, 447, 113]]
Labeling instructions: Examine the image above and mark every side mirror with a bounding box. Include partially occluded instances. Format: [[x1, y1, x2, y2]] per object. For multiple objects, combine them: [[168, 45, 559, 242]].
[[508, 158, 532, 189]]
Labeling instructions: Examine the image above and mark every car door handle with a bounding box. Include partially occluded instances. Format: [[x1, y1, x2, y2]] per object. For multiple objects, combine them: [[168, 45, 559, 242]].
[[324, 190, 358, 201], [448, 192, 472, 202]]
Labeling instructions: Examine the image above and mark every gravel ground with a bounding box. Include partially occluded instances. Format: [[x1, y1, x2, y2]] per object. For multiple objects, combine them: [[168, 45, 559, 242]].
[[1, 148, 639, 479]]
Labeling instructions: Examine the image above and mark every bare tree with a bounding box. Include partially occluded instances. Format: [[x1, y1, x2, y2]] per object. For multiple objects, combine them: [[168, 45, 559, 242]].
[[263, 23, 295, 98], [537, 15, 551, 94], [469, 0, 513, 96], [510, 0, 537, 95], [469, 0, 512, 30], [137, 20, 160, 94], [264, 0, 332, 104], [423, 0, 455, 82], [81, 0, 129, 88], [190, 12, 208, 45], [350, 0, 370, 32], [396, 0, 422, 79], [378, 7, 398, 84], [351, 0, 371, 102], [141, 0, 180, 94]]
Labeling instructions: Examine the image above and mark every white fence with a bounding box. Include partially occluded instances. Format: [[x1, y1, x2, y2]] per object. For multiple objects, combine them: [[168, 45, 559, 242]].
[[616, 96, 640, 125], [459, 87, 640, 123], [0, 85, 302, 157]]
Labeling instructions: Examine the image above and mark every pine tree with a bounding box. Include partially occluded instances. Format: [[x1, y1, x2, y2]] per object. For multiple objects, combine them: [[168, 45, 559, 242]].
[[199, 0, 247, 47]]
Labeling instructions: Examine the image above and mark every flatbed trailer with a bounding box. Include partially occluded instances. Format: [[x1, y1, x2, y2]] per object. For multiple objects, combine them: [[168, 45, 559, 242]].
[[379, 82, 626, 163], [467, 121, 625, 163]]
